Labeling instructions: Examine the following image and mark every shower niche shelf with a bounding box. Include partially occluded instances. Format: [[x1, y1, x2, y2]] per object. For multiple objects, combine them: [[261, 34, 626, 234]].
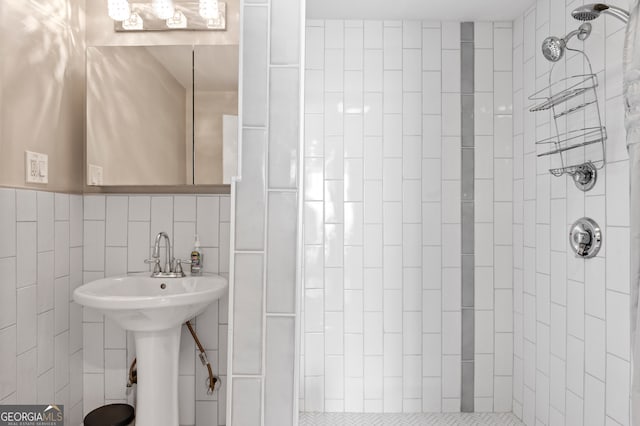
[[528, 49, 606, 192]]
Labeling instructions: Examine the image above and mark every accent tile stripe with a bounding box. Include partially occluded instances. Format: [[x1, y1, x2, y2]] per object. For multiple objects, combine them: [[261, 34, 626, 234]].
[[460, 21, 475, 413]]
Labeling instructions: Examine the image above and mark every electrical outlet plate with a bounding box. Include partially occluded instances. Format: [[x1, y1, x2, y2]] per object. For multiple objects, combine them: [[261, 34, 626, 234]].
[[25, 151, 48, 184], [88, 164, 104, 186]]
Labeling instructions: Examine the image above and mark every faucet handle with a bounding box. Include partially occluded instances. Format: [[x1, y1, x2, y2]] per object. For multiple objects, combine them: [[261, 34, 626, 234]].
[[144, 257, 162, 274], [174, 259, 190, 277]]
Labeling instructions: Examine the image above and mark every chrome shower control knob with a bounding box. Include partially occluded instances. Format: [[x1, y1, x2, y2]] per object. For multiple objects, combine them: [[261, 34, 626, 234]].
[[572, 163, 597, 192], [569, 217, 602, 258]]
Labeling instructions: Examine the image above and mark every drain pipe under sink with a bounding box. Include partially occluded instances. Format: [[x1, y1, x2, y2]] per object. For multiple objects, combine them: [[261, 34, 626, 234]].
[[127, 321, 220, 395]]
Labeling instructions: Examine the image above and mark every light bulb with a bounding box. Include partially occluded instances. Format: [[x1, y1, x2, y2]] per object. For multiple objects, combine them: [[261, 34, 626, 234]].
[[108, 0, 131, 21], [199, 0, 219, 19], [152, 0, 175, 20]]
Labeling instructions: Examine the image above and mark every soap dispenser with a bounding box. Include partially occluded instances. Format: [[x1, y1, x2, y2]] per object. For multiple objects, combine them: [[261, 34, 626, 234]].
[[190, 235, 203, 276]]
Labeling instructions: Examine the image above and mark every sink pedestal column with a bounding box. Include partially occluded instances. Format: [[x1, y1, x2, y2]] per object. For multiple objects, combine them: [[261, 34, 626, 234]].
[[134, 326, 181, 426]]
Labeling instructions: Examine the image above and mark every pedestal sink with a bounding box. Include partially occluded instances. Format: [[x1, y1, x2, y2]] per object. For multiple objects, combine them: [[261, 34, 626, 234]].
[[73, 273, 228, 426]]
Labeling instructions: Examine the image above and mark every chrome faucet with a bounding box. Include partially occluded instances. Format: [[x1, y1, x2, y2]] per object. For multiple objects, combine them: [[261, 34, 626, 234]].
[[145, 232, 186, 278], [153, 232, 172, 272]]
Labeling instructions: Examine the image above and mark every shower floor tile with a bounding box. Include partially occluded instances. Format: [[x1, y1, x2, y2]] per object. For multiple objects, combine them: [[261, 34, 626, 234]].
[[299, 412, 524, 425]]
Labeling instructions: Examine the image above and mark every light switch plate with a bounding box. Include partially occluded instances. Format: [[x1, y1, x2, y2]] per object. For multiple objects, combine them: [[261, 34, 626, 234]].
[[25, 151, 48, 184]]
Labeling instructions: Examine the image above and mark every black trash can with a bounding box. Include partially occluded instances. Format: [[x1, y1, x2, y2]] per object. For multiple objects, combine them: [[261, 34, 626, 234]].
[[83, 403, 135, 426]]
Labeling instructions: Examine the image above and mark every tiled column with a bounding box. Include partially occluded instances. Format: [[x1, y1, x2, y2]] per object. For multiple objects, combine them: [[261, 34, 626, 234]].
[[401, 20, 423, 413], [362, 20, 384, 413], [421, 20, 444, 414], [472, 20, 515, 414], [301, 19, 326, 414], [440, 21, 462, 413], [382, 20, 404, 413], [228, 0, 303, 425], [512, 11, 525, 420], [491, 22, 514, 414]]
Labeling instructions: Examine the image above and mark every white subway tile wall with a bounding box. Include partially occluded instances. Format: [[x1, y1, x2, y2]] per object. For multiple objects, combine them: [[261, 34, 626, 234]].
[[0, 189, 84, 425], [228, 0, 301, 424], [81, 195, 230, 426], [513, 2, 630, 425], [301, 20, 514, 414], [474, 21, 514, 413]]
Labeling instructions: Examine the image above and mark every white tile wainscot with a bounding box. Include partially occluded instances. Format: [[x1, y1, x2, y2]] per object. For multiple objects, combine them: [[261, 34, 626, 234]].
[[0, 189, 84, 424], [81, 194, 230, 426]]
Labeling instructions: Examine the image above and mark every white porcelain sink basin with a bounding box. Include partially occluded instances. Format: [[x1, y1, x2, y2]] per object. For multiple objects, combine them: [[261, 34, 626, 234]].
[[73, 273, 227, 426], [73, 273, 228, 331]]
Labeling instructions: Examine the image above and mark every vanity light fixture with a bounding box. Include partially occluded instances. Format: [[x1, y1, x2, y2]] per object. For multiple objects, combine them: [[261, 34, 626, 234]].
[[112, 1, 227, 32], [152, 0, 175, 19], [108, 0, 131, 21]]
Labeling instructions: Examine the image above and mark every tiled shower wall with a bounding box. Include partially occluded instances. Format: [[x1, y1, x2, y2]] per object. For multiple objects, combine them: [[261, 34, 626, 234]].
[[0, 189, 84, 425], [513, 1, 631, 425], [473, 22, 515, 413], [81, 194, 230, 426], [301, 20, 513, 413]]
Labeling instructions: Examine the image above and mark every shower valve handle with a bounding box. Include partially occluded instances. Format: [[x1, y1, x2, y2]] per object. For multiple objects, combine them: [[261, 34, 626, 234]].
[[575, 231, 591, 256], [569, 218, 601, 259]]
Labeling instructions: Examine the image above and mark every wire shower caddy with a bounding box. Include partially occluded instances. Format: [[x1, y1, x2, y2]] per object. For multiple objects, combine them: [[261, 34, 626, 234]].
[[528, 47, 606, 191]]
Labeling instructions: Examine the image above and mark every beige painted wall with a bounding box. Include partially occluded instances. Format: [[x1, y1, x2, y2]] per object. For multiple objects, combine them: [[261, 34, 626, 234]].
[[0, 0, 239, 192], [0, 0, 86, 192], [86, 47, 187, 185]]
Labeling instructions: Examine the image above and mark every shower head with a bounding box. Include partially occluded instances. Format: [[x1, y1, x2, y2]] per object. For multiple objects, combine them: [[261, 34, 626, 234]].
[[541, 23, 592, 62], [542, 36, 566, 62], [572, 3, 630, 24]]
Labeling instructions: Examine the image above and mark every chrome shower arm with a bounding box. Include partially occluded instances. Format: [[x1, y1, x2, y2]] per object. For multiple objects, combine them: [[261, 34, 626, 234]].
[[563, 29, 581, 42], [564, 25, 589, 43]]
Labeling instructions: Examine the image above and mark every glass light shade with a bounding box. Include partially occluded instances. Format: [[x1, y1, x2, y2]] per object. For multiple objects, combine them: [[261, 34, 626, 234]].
[[122, 12, 143, 30], [166, 10, 187, 28], [199, 0, 219, 19], [152, 0, 175, 20], [108, 0, 131, 21]]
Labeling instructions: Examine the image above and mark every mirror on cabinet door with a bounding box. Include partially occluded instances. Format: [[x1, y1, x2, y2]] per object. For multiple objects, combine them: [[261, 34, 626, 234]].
[[191, 45, 238, 185], [86, 44, 238, 187]]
